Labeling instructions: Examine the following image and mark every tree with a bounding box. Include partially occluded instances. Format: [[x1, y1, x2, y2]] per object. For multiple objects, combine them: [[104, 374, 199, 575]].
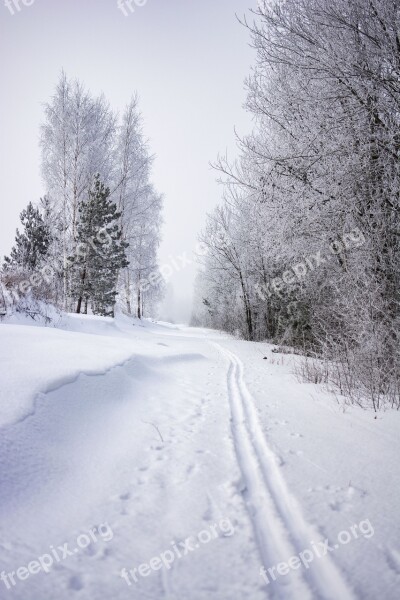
[[40, 77, 164, 317], [41, 72, 117, 310], [3, 201, 51, 272], [114, 98, 163, 317], [195, 0, 400, 408], [69, 175, 129, 317]]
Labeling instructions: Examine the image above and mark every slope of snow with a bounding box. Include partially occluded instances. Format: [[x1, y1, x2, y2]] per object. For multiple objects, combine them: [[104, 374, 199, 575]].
[[0, 316, 133, 428], [0, 314, 399, 599]]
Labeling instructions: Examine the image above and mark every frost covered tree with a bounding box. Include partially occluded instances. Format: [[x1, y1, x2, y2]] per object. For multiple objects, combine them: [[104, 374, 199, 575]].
[[196, 0, 400, 408], [41, 72, 117, 309], [114, 98, 163, 318], [39, 74, 163, 317]]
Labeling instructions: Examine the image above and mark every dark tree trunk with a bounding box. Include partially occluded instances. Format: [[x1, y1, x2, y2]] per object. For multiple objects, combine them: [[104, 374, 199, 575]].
[[76, 267, 87, 314], [137, 287, 141, 319]]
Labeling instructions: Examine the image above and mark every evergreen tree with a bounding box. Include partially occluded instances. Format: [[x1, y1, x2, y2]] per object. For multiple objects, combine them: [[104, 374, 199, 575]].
[[69, 175, 129, 317], [3, 201, 51, 272]]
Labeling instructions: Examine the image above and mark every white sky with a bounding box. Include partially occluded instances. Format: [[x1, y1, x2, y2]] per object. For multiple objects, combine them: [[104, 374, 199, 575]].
[[0, 0, 255, 322]]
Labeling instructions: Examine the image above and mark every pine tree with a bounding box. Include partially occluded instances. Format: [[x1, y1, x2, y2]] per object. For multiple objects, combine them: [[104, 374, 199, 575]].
[[3, 201, 51, 272], [69, 175, 129, 317]]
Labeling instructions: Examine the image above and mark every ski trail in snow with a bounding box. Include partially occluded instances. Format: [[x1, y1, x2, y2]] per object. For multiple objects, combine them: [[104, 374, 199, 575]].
[[215, 344, 356, 600]]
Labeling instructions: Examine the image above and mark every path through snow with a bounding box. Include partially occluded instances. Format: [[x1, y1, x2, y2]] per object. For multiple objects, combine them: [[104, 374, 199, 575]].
[[0, 316, 399, 599]]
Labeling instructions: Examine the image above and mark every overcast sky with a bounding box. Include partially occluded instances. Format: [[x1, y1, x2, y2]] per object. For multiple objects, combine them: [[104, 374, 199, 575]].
[[0, 0, 255, 322]]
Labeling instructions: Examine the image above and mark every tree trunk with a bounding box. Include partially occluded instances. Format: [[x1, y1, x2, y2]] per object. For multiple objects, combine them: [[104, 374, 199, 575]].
[[125, 270, 131, 315], [76, 267, 87, 314], [137, 286, 141, 320]]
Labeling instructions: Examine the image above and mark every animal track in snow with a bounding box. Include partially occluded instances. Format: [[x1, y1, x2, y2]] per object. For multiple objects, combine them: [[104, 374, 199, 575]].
[[68, 574, 84, 591]]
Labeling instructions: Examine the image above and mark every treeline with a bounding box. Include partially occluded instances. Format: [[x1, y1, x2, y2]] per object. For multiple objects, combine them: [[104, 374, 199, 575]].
[[1, 73, 163, 319], [193, 0, 400, 409]]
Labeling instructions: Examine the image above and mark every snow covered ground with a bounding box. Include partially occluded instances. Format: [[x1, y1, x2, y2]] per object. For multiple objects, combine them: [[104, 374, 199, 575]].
[[0, 314, 399, 599]]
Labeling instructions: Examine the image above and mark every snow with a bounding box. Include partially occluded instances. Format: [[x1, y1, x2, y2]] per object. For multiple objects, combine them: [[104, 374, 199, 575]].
[[0, 314, 399, 599], [0, 314, 138, 428]]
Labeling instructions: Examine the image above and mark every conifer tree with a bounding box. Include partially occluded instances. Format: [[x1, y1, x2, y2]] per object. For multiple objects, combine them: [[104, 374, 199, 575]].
[[3, 201, 51, 272], [69, 175, 129, 317]]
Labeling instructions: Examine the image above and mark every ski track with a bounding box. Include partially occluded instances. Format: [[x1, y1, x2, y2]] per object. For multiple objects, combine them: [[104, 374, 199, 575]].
[[215, 343, 356, 600]]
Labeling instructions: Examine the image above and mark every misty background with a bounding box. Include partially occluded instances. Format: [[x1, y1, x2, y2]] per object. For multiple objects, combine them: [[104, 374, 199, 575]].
[[0, 0, 254, 322]]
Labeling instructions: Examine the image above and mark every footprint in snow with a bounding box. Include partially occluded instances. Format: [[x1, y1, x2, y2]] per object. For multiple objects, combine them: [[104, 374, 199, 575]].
[[68, 574, 84, 591], [202, 493, 217, 522], [99, 547, 113, 560], [314, 484, 368, 512], [81, 544, 97, 557], [186, 463, 200, 476], [385, 547, 400, 575], [329, 500, 343, 512]]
